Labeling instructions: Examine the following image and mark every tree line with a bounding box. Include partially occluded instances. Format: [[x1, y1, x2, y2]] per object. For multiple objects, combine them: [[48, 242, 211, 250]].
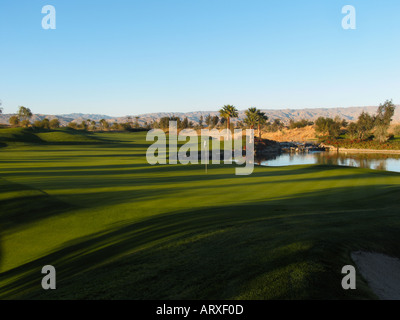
[[67, 117, 150, 131], [2, 104, 318, 137], [7, 106, 61, 129], [6, 107, 148, 132], [315, 100, 396, 143], [4, 100, 397, 143]]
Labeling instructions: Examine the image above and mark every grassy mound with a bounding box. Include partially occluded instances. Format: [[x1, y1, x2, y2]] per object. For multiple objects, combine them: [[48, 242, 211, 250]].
[[0, 128, 100, 146], [36, 130, 99, 144], [0, 128, 43, 144], [0, 178, 74, 231]]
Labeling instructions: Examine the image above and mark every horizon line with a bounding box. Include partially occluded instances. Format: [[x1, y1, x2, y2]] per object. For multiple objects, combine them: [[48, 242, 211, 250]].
[[1, 104, 392, 118]]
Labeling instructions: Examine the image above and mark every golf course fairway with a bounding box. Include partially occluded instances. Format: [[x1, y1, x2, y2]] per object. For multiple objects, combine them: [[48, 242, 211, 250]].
[[1, 129, 400, 299]]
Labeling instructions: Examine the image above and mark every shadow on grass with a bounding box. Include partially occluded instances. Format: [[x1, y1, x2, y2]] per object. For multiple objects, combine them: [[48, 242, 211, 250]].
[[2, 184, 400, 300], [0, 163, 348, 181], [0, 165, 396, 232], [0, 128, 150, 148], [0, 164, 390, 196], [0, 178, 76, 231]]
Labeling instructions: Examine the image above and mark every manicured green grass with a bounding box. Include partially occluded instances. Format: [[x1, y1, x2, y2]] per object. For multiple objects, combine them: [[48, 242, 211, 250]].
[[0, 127, 101, 147], [1, 130, 400, 299], [0, 127, 44, 144]]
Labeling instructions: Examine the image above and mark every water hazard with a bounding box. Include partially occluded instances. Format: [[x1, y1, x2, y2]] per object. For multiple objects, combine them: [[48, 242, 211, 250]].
[[258, 151, 400, 173]]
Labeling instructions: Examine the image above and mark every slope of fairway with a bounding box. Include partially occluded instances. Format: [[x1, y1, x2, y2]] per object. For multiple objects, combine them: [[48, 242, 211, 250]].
[[0, 128, 44, 144], [0, 178, 73, 231], [1, 132, 400, 299], [35, 131, 99, 144], [0, 128, 101, 146]]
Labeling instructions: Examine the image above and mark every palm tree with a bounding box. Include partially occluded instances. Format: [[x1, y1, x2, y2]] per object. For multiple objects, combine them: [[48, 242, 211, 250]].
[[256, 110, 268, 139], [244, 107, 258, 130], [244, 108, 269, 139], [219, 105, 238, 131]]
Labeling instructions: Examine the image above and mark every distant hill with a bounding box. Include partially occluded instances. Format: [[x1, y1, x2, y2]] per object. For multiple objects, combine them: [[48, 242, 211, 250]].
[[1, 106, 400, 126], [132, 106, 400, 125], [0, 113, 113, 126], [57, 113, 114, 121]]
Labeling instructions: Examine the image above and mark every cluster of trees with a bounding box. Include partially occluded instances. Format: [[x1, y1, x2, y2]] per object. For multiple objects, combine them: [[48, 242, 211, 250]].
[[68, 119, 98, 130], [151, 115, 230, 130], [204, 114, 222, 128], [7, 106, 61, 129], [9, 106, 33, 127], [289, 119, 314, 129], [5, 107, 150, 132], [217, 105, 316, 138], [67, 116, 150, 132], [152, 116, 195, 130], [147, 105, 292, 139], [242, 107, 268, 138], [316, 100, 396, 143], [217, 105, 293, 138], [33, 118, 60, 129], [315, 116, 347, 138], [125, 116, 144, 129], [68, 119, 105, 131], [265, 119, 285, 132], [211, 100, 396, 143]]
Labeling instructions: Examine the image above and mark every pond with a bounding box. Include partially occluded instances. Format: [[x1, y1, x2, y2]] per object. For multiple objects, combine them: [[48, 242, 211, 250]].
[[258, 152, 400, 173]]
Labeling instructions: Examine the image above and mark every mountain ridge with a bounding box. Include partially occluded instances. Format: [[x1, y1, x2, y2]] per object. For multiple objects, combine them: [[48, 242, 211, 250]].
[[1, 106, 400, 126]]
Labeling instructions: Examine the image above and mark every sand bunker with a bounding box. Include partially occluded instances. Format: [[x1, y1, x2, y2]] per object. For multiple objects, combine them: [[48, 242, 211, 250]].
[[352, 251, 400, 300]]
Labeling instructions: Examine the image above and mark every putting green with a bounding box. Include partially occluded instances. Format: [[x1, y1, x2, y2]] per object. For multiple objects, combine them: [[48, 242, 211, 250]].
[[1, 130, 400, 299]]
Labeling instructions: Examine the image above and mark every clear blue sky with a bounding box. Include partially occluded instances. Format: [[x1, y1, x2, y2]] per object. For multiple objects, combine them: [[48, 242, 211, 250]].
[[0, 0, 399, 116]]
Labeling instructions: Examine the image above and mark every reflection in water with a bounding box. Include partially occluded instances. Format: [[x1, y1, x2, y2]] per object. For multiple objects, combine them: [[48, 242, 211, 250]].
[[313, 153, 388, 171], [259, 152, 400, 173]]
